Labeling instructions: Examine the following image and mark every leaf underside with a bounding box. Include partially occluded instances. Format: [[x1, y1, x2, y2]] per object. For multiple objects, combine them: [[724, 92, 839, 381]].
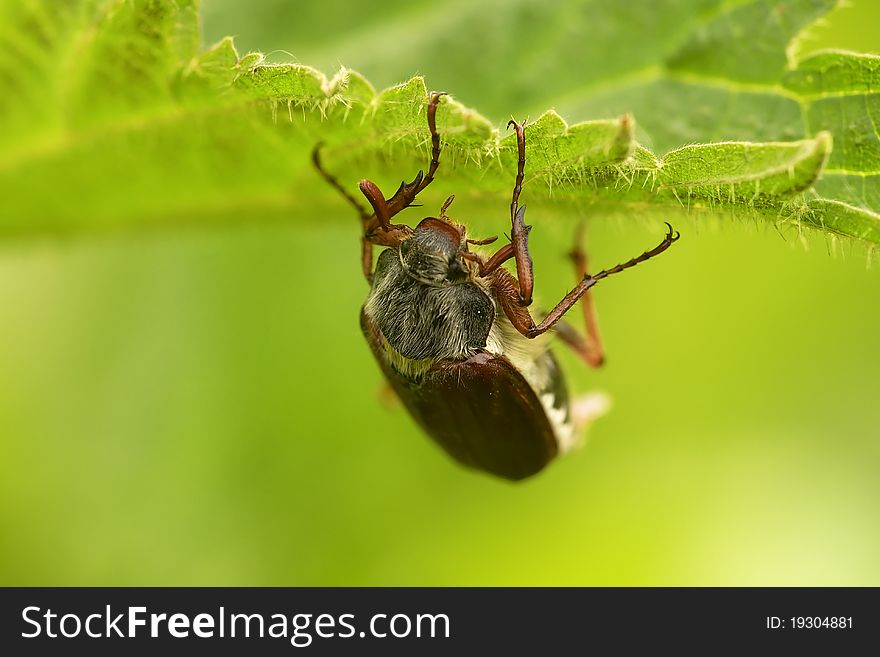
[[0, 0, 877, 246]]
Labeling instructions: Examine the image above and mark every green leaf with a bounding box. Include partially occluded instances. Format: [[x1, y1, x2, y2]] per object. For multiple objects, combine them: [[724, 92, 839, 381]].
[[783, 50, 880, 239], [0, 0, 878, 246], [666, 0, 832, 84]]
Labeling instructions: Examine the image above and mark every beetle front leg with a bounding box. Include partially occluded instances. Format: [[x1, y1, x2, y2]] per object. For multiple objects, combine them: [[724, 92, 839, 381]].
[[358, 179, 413, 248], [382, 92, 447, 219], [312, 145, 375, 282]]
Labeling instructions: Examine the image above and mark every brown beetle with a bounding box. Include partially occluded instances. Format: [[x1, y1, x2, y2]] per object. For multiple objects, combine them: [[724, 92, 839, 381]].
[[314, 93, 678, 480]]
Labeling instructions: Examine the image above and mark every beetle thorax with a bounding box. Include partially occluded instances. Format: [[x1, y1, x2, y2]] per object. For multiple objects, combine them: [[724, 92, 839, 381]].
[[398, 217, 474, 286], [363, 247, 494, 369]]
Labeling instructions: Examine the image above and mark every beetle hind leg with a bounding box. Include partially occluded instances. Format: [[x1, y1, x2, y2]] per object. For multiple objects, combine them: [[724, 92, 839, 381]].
[[554, 223, 606, 368]]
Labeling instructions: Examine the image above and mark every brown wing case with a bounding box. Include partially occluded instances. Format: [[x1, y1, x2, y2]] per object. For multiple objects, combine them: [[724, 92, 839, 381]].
[[362, 310, 558, 480]]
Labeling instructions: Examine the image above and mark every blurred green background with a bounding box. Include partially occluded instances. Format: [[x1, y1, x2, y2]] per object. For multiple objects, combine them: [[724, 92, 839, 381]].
[[1, 0, 879, 586]]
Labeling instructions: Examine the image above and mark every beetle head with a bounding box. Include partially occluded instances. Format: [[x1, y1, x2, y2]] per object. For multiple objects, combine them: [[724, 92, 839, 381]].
[[399, 217, 471, 286]]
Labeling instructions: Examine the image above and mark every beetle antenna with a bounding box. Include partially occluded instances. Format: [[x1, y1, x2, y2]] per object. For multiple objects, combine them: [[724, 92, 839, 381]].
[[467, 235, 499, 246], [439, 195, 455, 220]]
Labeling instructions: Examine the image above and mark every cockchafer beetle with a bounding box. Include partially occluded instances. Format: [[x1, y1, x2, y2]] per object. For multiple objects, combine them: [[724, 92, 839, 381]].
[[313, 92, 679, 480]]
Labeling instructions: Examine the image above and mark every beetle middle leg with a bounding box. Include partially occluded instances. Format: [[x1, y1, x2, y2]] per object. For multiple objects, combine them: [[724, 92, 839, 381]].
[[506, 119, 535, 305], [479, 119, 535, 304], [362, 91, 447, 224], [356, 92, 447, 250]]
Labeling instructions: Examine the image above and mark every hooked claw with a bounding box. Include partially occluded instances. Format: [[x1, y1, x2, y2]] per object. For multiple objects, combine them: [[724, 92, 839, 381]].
[[663, 221, 681, 242]]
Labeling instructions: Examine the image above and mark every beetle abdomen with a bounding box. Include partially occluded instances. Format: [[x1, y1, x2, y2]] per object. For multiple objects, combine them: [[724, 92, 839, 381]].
[[362, 310, 559, 480]]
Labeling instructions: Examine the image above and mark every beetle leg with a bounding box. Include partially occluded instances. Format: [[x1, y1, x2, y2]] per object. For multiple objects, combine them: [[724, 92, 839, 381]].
[[554, 321, 603, 368], [421, 92, 445, 190], [360, 238, 374, 283], [554, 223, 605, 367], [312, 144, 375, 282], [382, 92, 447, 219], [506, 119, 535, 306], [480, 120, 535, 280], [493, 223, 680, 339], [312, 144, 370, 219], [478, 119, 530, 279], [478, 242, 514, 276], [359, 180, 413, 248], [312, 91, 444, 280]]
